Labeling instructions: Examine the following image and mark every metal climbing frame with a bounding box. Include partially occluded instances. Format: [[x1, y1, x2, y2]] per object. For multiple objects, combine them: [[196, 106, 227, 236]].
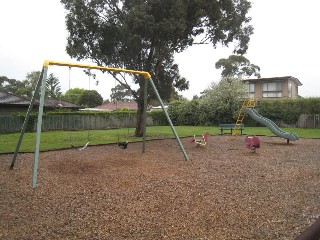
[[11, 60, 189, 189], [232, 98, 257, 136]]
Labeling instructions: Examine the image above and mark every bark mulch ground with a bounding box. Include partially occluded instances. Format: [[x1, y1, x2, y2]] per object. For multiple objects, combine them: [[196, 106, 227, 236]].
[[1, 135, 319, 239]]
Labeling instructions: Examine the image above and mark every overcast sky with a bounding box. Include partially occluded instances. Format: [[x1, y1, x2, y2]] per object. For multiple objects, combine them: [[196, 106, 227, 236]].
[[1, 0, 319, 100]]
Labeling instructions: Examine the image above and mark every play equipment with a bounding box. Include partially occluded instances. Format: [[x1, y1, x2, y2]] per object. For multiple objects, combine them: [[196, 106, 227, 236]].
[[67, 67, 91, 150], [117, 111, 130, 150], [190, 132, 210, 146], [70, 134, 90, 150], [117, 140, 129, 149], [245, 136, 260, 152], [114, 80, 133, 150], [234, 98, 299, 143], [242, 108, 299, 142], [79, 142, 90, 151], [10, 60, 189, 189], [117, 128, 129, 149], [232, 98, 256, 136]]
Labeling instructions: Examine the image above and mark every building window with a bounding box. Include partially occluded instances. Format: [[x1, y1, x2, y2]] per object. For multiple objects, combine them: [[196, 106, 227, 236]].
[[262, 82, 282, 98], [288, 81, 292, 98], [262, 92, 283, 98], [263, 82, 282, 91], [245, 83, 255, 98], [248, 83, 255, 92]]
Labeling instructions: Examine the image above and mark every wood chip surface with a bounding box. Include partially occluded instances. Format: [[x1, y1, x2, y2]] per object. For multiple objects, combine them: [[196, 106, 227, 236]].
[[1, 136, 319, 239]]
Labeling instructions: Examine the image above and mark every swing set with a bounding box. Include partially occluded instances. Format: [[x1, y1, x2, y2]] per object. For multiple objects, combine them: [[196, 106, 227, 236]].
[[113, 79, 134, 150], [10, 60, 189, 189], [116, 108, 131, 149], [67, 67, 91, 150]]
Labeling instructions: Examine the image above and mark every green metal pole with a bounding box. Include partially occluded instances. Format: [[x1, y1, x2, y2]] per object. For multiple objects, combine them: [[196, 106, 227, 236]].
[[142, 79, 148, 153], [148, 78, 189, 161], [10, 69, 44, 169], [32, 67, 48, 189]]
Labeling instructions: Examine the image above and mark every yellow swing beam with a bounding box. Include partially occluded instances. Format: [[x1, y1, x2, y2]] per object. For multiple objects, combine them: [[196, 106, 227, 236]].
[[43, 60, 152, 80]]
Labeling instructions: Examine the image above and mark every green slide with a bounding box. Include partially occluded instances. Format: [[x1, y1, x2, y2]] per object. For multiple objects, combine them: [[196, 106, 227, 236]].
[[242, 108, 299, 141]]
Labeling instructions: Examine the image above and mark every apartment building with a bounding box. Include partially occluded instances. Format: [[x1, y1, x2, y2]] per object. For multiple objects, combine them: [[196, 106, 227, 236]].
[[243, 76, 302, 99]]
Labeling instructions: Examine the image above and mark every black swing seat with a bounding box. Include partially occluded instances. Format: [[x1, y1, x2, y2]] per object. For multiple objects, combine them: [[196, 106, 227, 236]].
[[118, 141, 128, 149]]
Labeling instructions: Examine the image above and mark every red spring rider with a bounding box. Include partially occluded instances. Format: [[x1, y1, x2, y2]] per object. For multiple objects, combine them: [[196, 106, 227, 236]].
[[245, 136, 260, 152], [190, 132, 210, 146]]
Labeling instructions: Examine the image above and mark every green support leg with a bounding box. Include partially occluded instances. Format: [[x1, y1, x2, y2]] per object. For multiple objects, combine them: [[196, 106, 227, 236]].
[[142, 80, 148, 153], [32, 67, 48, 189], [10, 69, 44, 169], [148, 78, 189, 161]]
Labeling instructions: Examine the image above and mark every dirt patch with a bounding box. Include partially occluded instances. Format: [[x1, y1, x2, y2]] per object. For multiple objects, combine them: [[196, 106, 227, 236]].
[[1, 135, 319, 239]]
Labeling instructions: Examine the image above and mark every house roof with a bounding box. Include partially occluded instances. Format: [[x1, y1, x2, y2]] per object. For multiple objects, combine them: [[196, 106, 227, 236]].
[[96, 101, 138, 111], [0, 91, 31, 105], [243, 76, 302, 86], [0, 91, 80, 109], [44, 99, 79, 108]]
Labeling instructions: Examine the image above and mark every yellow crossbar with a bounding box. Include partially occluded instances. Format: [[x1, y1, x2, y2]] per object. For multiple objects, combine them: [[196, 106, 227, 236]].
[[43, 60, 152, 80]]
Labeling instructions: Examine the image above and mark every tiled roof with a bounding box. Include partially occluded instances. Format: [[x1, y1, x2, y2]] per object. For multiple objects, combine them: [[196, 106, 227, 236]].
[[96, 101, 138, 111]]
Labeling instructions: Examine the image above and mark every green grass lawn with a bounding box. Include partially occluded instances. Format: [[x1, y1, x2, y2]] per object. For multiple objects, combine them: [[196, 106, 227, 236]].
[[1, 126, 320, 153]]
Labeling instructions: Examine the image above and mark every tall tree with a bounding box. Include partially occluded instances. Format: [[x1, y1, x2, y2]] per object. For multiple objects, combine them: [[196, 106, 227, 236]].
[[62, 88, 103, 107], [21, 71, 41, 98], [79, 90, 103, 108], [215, 55, 261, 78], [0, 72, 40, 97], [61, 0, 253, 136], [46, 73, 62, 99], [0, 76, 25, 95], [62, 88, 86, 104], [1, 72, 63, 99], [110, 84, 132, 101]]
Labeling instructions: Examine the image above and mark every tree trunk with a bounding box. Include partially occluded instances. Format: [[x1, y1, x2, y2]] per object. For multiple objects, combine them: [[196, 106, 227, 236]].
[[135, 98, 144, 137], [134, 78, 146, 137], [135, 50, 153, 137]]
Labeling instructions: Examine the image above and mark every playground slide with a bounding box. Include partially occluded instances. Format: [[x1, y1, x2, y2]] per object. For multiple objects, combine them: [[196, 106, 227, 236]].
[[241, 108, 299, 141]]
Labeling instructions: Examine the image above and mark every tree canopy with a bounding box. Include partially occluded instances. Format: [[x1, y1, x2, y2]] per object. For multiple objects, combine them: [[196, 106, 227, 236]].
[[46, 73, 62, 99], [60, 0, 253, 136], [0, 71, 62, 99], [110, 84, 132, 101], [0, 76, 25, 96], [215, 55, 261, 78], [62, 88, 103, 107], [24, 71, 41, 98], [79, 90, 103, 107], [62, 88, 85, 104], [201, 77, 247, 123]]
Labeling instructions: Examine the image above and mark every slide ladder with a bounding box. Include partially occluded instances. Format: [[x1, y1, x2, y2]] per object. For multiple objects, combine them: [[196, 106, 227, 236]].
[[232, 98, 256, 136]]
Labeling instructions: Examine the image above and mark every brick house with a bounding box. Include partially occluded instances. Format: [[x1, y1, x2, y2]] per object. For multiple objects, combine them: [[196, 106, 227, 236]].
[[243, 76, 302, 99]]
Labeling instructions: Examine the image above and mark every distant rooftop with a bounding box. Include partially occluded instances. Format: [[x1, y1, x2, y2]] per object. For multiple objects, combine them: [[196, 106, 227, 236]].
[[96, 101, 138, 111], [0, 91, 80, 109], [0, 91, 30, 105], [244, 76, 302, 86]]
